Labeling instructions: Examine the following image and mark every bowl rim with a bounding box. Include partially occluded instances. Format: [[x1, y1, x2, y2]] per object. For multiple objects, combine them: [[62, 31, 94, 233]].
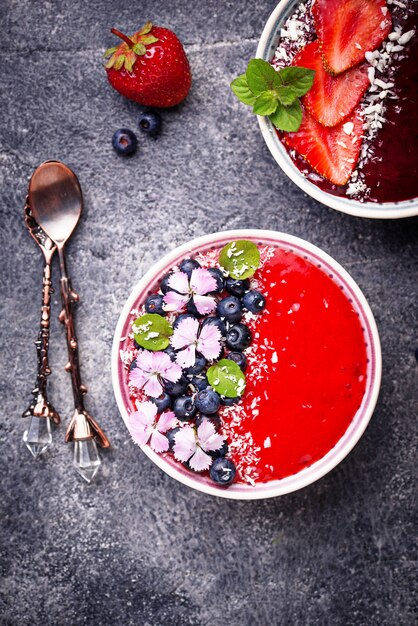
[[255, 0, 418, 220], [111, 229, 382, 500]]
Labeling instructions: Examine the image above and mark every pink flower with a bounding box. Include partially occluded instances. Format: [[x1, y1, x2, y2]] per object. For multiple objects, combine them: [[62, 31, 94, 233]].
[[163, 268, 217, 315], [128, 401, 176, 453], [129, 350, 182, 398], [173, 420, 226, 471], [170, 317, 222, 368]]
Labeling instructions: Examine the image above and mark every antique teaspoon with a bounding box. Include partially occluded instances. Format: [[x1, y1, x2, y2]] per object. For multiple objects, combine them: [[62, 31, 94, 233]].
[[28, 160, 110, 482], [22, 199, 60, 458]]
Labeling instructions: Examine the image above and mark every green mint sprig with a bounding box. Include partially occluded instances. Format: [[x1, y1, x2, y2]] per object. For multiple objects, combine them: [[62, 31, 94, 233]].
[[230, 59, 315, 132]]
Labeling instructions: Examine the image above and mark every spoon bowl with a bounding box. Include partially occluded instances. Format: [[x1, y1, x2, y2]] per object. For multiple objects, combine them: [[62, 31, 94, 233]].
[[28, 161, 83, 245]]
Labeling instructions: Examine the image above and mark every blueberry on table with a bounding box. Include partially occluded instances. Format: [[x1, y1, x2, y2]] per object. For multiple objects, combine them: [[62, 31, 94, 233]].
[[150, 392, 172, 413], [166, 427, 180, 452], [225, 278, 250, 297], [226, 351, 247, 371], [179, 258, 201, 278], [137, 109, 162, 136], [185, 353, 207, 375], [145, 294, 166, 316], [226, 323, 252, 351], [209, 457, 236, 485], [173, 396, 196, 421], [195, 388, 221, 415], [111, 128, 138, 155], [207, 267, 225, 292], [201, 316, 226, 337], [217, 296, 242, 323], [242, 290, 266, 313], [163, 376, 189, 397]]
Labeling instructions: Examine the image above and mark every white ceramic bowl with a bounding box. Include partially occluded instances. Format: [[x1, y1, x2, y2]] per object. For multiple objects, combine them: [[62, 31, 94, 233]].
[[112, 229, 382, 499], [256, 0, 418, 219]]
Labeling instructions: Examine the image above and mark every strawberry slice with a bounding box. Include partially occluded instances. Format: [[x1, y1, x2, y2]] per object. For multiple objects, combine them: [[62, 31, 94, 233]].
[[293, 41, 369, 127], [283, 107, 363, 185], [312, 0, 392, 75]]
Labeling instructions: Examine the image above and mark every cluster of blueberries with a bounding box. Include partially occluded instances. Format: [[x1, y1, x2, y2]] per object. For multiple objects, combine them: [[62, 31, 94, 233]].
[[132, 257, 267, 485], [112, 110, 162, 156]]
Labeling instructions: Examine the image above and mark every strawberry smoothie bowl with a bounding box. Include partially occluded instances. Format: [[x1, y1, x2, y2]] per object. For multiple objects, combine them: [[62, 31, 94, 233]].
[[249, 0, 418, 218], [112, 230, 381, 500]]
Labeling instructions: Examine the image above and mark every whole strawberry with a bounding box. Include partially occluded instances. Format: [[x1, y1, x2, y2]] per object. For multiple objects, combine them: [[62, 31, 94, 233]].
[[104, 22, 191, 108]]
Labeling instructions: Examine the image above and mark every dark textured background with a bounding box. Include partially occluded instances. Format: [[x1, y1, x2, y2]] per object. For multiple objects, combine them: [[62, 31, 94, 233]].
[[0, 1, 417, 625]]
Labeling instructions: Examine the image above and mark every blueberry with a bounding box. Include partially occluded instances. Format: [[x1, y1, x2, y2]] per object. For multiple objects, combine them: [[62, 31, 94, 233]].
[[137, 109, 162, 136], [226, 351, 247, 371], [208, 441, 228, 458], [195, 414, 221, 431], [207, 268, 225, 292], [221, 396, 241, 406], [129, 359, 137, 371], [164, 345, 177, 362], [160, 272, 175, 294], [225, 278, 250, 297], [226, 323, 251, 351], [195, 388, 221, 415], [217, 296, 242, 323], [166, 427, 180, 452], [209, 457, 236, 485], [173, 396, 196, 421], [173, 313, 196, 330], [179, 258, 201, 278], [190, 375, 209, 392], [145, 294, 166, 316], [243, 290, 266, 313], [185, 353, 207, 375], [163, 375, 189, 397], [186, 299, 202, 317], [150, 392, 172, 413], [201, 316, 227, 337], [112, 128, 137, 156]]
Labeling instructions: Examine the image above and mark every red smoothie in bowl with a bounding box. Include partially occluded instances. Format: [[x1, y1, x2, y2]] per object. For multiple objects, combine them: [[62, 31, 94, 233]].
[[112, 231, 381, 499]]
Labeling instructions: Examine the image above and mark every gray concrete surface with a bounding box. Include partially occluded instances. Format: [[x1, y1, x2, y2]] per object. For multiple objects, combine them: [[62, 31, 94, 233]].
[[0, 1, 417, 625]]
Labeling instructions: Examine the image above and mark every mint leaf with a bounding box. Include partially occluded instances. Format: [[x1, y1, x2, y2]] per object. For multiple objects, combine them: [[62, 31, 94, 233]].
[[276, 85, 298, 106], [132, 313, 173, 351], [230, 74, 257, 105], [246, 59, 281, 95], [219, 240, 260, 280], [207, 359, 246, 398], [276, 67, 315, 98], [269, 100, 302, 132], [253, 91, 278, 116]]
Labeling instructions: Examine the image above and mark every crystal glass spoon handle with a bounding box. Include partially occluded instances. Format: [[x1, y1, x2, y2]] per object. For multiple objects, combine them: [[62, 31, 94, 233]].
[[56, 244, 110, 450], [22, 202, 60, 458]]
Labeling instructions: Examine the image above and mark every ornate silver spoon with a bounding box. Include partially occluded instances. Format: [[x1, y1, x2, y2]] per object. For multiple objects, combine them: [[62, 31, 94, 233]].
[[28, 160, 110, 482], [22, 199, 60, 458]]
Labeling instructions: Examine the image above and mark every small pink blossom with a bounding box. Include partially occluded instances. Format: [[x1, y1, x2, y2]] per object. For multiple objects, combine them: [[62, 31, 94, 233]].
[[170, 317, 222, 368], [129, 350, 182, 398], [128, 401, 176, 453], [163, 268, 217, 315], [173, 420, 225, 471]]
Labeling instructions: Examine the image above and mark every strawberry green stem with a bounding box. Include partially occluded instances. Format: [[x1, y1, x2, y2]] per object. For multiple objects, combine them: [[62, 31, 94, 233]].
[[111, 28, 134, 48]]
